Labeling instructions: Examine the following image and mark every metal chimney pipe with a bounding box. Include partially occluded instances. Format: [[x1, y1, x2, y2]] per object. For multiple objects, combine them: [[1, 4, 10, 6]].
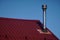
[[42, 4, 47, 31]]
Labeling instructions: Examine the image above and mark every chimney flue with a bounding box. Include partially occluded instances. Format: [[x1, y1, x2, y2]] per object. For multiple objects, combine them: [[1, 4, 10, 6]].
[[42, 4, 47, 32]]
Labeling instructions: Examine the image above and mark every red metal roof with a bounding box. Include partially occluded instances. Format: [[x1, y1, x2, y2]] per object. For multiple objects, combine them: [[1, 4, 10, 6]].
[[0, 17, 59, 40]]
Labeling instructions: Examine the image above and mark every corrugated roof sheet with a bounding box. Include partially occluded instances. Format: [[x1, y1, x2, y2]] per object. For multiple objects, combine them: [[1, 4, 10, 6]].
[[0, 17, 59, 40]]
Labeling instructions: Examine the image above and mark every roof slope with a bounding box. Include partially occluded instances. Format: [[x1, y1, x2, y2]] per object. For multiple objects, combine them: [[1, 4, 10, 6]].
[[0, 17, 59, 40]]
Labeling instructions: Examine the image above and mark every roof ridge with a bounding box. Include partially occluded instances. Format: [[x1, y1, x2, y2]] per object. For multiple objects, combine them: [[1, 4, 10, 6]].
[[0, 17, 40, 22]]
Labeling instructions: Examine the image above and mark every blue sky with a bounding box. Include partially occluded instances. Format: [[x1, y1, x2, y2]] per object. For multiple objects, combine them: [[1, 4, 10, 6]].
[[0, 0, 60, 39]]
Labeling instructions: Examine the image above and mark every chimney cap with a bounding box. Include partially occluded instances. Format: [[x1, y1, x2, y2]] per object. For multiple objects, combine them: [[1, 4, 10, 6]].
[[42, 4, 47, 11]]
